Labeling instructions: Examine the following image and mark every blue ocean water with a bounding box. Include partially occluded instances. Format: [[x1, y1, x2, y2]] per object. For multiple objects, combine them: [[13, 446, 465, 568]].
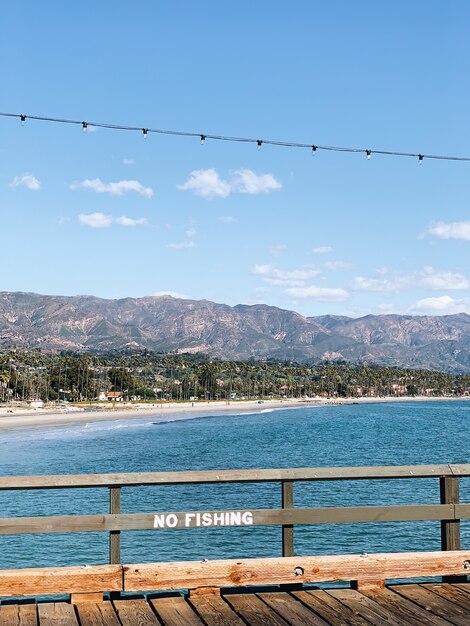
[[0, 400, 469, 569]]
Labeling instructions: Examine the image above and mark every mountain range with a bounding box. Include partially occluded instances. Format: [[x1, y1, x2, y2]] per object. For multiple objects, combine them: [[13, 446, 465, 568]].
[[1, 291, 470, 372]]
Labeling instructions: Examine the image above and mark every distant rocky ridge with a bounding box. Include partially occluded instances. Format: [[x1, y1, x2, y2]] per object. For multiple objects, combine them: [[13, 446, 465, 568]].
[[1, 292, 470, 372]]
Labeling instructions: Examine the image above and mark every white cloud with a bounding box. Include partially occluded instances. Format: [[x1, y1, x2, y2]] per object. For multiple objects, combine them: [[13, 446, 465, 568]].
[[269, 244, 287, 257], [178, 168, 281, 199], [186, 227, 197, 238], [79, 212, 114, 228], [9, 173, 41, 191], [154, 291, 189, 299], [178, 169, 231, 198], [231, 169, 282, 194], [420, 266, 469, 290], [167, 241, 196, 249], [287, 286, 349, 301], [79, 213, 147, 228], [311, 246, 333, 254], [123, 159, 135, 165], [351, 267, 469, 292], [324, 261, 352, 271], [426, 220, 470, 241], [115, 216, 147, 227], [409, 296, 470, 315], [71, 178, 153, 198], [219, 215, 237, 223], [252, 264, 320, 287]]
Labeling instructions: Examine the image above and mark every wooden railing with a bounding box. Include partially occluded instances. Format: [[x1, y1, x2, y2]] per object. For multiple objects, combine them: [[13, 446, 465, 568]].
[[1, 463, 469, 566]]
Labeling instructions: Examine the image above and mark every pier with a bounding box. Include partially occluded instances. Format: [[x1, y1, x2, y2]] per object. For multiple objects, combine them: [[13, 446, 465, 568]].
[[1, 464, 470, 624]]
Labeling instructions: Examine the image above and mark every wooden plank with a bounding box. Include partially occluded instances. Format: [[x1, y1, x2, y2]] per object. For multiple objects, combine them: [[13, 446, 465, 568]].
[[0, 604, 37, 626], [352, 580, 385, 592], [0, 463, 459, 490], [112, 599, 160, 624], [74, 602, 121, 626], [37, 603, 79, 626], [440, 477, 460, 552], [421, 584, 470, 610], [71, 592, 103, 604], [282, 480, 294, 557], [109, 486, 121, 565], [258, 592, 330, 625], [123, 551, 470, 591], [0, 565, 122, 597], [189, 594, 246, 625], [363, 588, 453, 626], [390, 584, 469, 625], [3, 504, 456, 536], [224, 593, 290, 626], [292, 590, 372, 626], [327, 588, 404, 626], [150, 596, 204, 626]]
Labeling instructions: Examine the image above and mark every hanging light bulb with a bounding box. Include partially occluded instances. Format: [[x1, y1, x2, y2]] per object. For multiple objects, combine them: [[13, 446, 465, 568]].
[[82, 121, 88, 133], [20, 115, 26, 126], [257, 140, 263, 151], [418, 154, 424, 163], [200, 134, 206, 145], [311, 145, 317, 155], [142, 128, 148, 139], [366, 150, 372, 160]]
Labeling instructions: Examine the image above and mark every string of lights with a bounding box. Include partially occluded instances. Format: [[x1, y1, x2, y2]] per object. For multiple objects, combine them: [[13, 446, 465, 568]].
[[1, 110, 470, 163]]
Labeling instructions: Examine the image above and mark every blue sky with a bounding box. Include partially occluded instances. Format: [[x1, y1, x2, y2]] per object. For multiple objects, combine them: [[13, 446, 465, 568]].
[[2, 1, 470, 318]]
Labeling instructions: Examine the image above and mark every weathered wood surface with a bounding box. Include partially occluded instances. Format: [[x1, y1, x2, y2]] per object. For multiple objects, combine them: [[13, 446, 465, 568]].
[[37, 603, 78, 626], [112, 599, 160, 624], [391, 583, 470, 625], [188, 594, 246, 625], [224, 593, 291, 626], [292, 589, 373, 626], [422, 583, 470, 610], [0, 564, 122, 597], [123, 551, 470, 591], [150, 596, 204, 625], [0, 551, 468, 600], [0, 503, 460, 536], [259, 591, 330, 625], [362, 587, 454, 626], [1, 463, 470, 490], [74, 602, 121, 626], [0, 604, 37, 626], [326, 588, 404, 625], [3, 584, 470, 625]]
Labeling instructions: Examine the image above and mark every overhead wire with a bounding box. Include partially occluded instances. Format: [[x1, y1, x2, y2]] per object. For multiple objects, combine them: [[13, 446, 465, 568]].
[[1, 110, 470, 163]]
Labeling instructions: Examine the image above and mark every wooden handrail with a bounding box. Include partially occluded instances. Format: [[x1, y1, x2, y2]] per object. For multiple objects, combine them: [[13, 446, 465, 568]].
[[1, 463, 470, 489], [0, 504, 460, 535], [0, 464, 468, 564], [0, 551, 469, 598]]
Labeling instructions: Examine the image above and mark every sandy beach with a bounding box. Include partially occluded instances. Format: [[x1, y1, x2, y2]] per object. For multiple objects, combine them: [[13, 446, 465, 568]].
[[0, 395, 467, 431]]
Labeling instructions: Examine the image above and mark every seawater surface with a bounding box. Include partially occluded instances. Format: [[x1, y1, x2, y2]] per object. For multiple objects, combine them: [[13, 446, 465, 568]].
[[0, 400, 469, 568]]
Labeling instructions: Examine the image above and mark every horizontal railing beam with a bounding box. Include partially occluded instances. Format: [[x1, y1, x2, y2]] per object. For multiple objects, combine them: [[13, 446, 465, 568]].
[[0, 564, 122, 597], [1, 463, 470, 490], [123, 550, 470, 591], [0, 504, 460, 535], [0, 550, 468, 597]]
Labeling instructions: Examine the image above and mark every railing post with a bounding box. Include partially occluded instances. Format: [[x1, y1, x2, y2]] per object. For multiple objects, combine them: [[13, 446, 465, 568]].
[[109, 486, 121, 565], [440, 475, 465, 583], [440, 476, 460, 551], [281, 480, 294, 557]]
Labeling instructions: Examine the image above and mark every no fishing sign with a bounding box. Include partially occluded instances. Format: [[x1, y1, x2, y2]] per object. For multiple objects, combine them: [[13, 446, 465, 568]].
[[153, 510, 254, 529]]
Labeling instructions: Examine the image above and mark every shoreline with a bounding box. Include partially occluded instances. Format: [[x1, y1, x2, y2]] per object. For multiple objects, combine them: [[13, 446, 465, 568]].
[[0, 395, 468, 431]]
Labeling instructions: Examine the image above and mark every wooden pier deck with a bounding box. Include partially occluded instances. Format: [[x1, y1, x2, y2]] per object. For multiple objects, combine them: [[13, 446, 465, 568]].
[[1, 465, 470, 624], [2, 583, 470, 625]]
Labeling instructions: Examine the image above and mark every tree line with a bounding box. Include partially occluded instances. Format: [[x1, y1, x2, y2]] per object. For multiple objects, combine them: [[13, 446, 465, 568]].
[[0, 349, 469, 403]]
